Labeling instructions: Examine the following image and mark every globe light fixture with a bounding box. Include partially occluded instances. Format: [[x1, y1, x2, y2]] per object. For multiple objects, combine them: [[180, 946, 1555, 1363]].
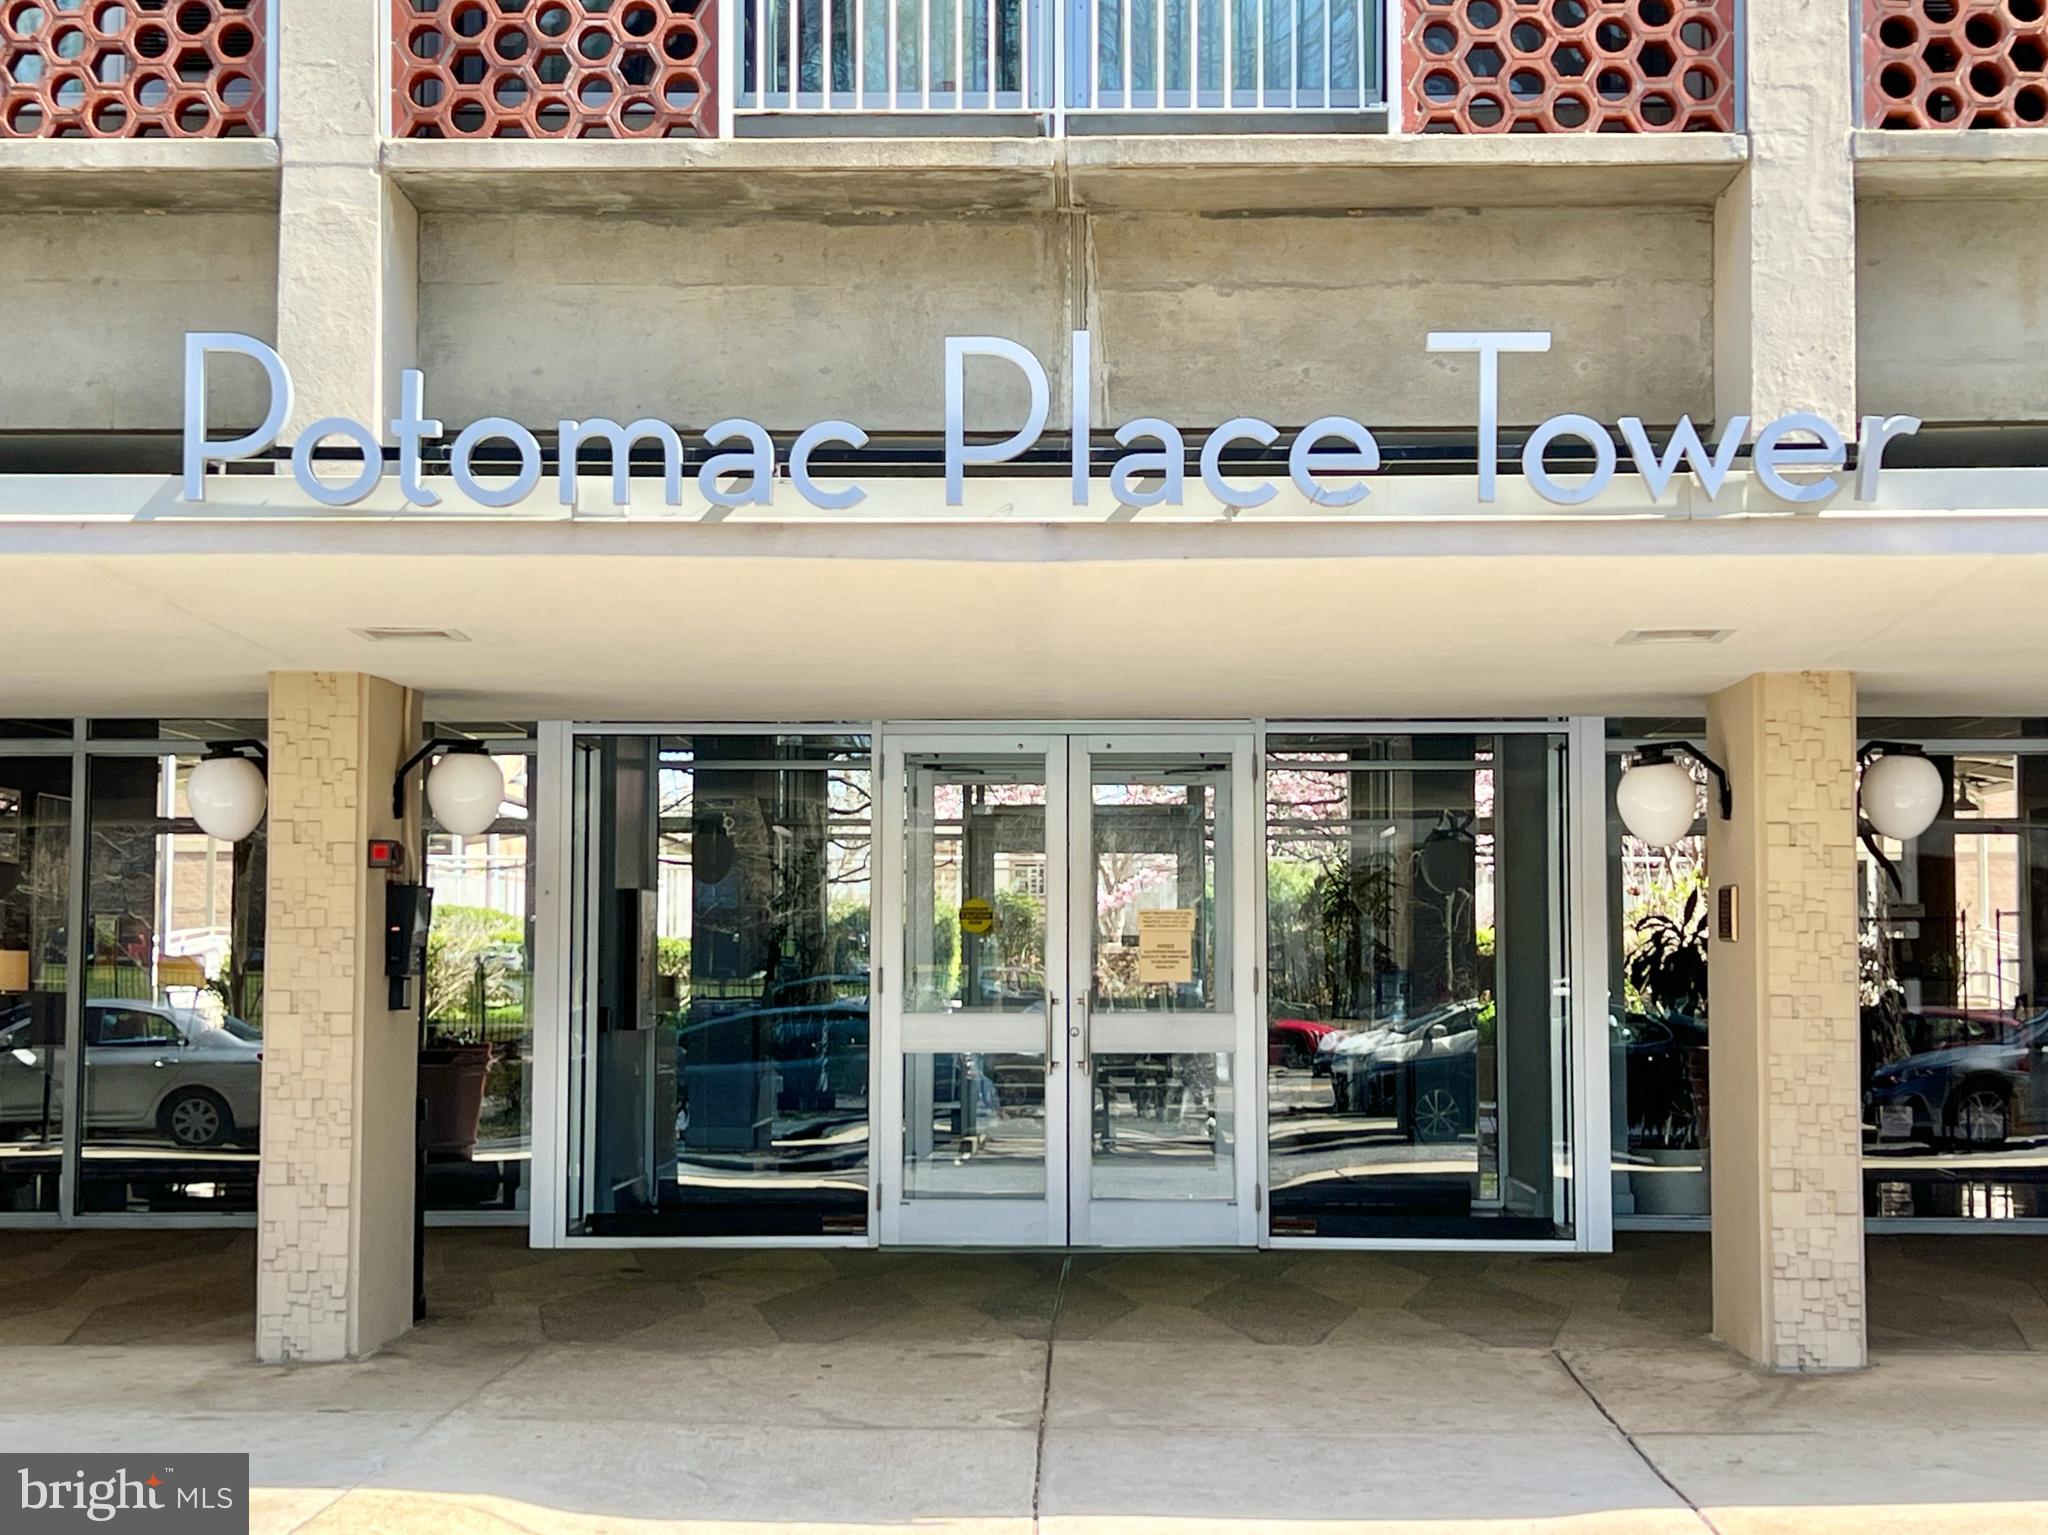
[[1858, 743, 1943, 842], [425, 748, 506, 837], [188, 741, 269, 842], [1615, 742, 1732, 849], [394, 738, 505, 837]]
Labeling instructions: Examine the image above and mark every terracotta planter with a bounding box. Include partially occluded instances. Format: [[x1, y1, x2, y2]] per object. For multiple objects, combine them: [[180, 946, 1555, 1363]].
[[418, 1042, 492, 1156]]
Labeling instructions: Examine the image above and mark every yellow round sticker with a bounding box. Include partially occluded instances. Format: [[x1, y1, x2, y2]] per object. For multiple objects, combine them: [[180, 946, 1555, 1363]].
[[959, 897, 995, 935]]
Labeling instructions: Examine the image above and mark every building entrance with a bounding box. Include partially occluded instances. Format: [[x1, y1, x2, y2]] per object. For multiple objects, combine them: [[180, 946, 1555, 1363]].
[[877, 731, 1258, 1246]]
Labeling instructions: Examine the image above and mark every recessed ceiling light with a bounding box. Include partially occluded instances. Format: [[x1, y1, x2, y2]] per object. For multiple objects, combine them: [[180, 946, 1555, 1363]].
[[1616, 627, 1732, 646], [351, 626, 471, 643]]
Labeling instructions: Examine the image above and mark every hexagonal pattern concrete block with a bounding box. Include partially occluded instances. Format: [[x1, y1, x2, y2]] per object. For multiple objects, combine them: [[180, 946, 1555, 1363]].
[[0, 0, 264, 138], [1865, 0, 2048, 128], [393, 0, 717, 139], [1404, 0, 1735, 133]]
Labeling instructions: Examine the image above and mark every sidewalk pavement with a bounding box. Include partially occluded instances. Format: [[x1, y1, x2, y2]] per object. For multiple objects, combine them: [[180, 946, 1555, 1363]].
[[0, 1231, 2043, 1534]]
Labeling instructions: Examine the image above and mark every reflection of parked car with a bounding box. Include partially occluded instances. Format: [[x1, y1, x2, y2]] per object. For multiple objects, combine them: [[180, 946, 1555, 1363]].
[[1269, 1014, 1341, 1071], [1330, 1001, 1484, 1142], [1866, 1009, 2048, 1148], [1898, 1008, 2025, 1056], [674, 976, 869, 1125], [0, 999, 262, 1148]]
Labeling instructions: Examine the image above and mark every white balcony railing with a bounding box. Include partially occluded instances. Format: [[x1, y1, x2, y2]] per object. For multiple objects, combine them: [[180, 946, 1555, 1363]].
[[733, 0, 1380, 119]]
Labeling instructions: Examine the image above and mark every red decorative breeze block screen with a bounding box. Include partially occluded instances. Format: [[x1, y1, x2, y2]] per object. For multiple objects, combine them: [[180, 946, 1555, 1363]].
[[1865, 0, 2048, 127], [0, 0, 264, 137], [394, 0, 716, 138], [1405, 0, 1736, 132]]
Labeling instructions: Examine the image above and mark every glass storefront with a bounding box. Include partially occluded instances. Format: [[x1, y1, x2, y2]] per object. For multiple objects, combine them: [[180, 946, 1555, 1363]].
[[422, 729, 536, 1215], [0, 754, 73, 1212], [1606, 721, 1710, 1224], [1263, 732, 1576, 1241], [1604, 717, 2048, 1228], [0, 722, 266, 1217], [79, 754, 265, 1213], [1858, 723, 2048, 1222], [19, 711, 2041, 1245], [565, 732, 874, 1238]]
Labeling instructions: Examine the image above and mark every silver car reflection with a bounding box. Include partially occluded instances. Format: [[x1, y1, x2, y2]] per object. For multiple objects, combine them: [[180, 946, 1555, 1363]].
[[0, 999, 263, 1148]]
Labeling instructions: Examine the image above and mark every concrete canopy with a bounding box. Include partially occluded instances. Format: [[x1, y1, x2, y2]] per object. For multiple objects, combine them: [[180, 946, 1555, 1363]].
[[3, 510, 2045, 723]]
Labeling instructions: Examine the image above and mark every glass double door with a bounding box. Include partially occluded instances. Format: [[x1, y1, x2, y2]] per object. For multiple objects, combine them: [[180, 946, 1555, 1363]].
[[879, 732, 1257, 1246]]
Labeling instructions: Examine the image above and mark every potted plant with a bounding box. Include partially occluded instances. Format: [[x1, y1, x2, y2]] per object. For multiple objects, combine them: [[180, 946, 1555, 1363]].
[[420, 906, 521, 1156], [1623, 880, 1711, 1216]]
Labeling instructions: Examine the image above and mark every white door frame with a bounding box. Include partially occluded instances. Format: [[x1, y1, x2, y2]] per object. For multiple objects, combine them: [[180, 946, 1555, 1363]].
[[1065, 731, 1260, 1247], [876, 731, 1073, 1245], [527, 718, 1612, 1254]]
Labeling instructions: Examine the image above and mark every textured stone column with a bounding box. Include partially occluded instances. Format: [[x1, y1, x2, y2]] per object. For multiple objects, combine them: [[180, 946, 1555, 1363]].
[[274, 0, 417, 438], [1705, 672, 1866, 1371], [258, 673, 422, 1363], [1713, 0, 1857, 431]]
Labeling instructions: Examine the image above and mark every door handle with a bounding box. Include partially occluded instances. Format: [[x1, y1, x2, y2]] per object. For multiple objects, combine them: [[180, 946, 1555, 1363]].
[[152, 1058, 170, 1069], [1047, 1000, 1059, 1072], [1075, 993, 1090, 1074]]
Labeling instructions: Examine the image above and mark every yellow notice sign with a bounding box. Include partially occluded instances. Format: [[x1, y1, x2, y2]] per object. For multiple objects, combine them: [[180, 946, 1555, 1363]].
[[1137, 908, 1196, 984], [959, 897, 995, 936], [159, 955, 208, 988]]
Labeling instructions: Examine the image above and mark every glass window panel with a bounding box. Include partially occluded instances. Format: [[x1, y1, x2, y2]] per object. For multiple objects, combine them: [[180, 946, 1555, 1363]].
[[0, 758, 71, 1212], [569, 734, 873, 1237], [901, 1051, 1047, 1199], [1607, 753, 1710, 1221], [1089, 1051, 1234, 1201], [78, 755, 264, 1214], [1264, 733, 1571, 1240], [89, 719, 265, 743], [1090, 758, 1229, 1014], [902, 756, 1049, 1015], [1861, 742, 2048, 1220], [424, 750, 534, 1213]]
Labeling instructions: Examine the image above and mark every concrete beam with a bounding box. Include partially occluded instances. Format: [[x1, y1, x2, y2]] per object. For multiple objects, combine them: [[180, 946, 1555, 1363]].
[[0, 139, 279, 212], [382, 132, 1748, 216], [1064, 132, 1748, 211], [1853, 127, 2048, 198]]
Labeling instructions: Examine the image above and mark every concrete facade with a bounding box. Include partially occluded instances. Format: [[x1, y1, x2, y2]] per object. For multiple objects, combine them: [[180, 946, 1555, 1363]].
[[1857, 196, 2048, 421], [5, 0, 2047, 1383], [257, 672, 422, 1363], [0, 212, 276, 431], [1705, 672, 1867, 1371], [416, 204, 1715, 430]]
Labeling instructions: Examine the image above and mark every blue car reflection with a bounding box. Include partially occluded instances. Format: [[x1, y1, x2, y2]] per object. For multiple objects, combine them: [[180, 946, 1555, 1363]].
[[1865, 1009, 2048, 1148]]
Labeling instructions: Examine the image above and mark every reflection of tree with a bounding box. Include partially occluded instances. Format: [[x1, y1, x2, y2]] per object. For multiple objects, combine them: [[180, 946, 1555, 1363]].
[[426, 905, 523, 1032], [1860, 871, 1916, 1071], [1313, 850, 1396, 1018], [993, 886, 1044, 978], [1625, 875, 1708, 1017], [1091, 782, 1212, 1002], [11, 796, 71, 971]]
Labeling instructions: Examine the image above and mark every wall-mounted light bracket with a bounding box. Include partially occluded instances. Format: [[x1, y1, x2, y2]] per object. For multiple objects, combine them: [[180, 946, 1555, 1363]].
[[391, 736, 491, 822], [1856, 740, 1945, 896], [1631, 741, 1733, 821], [201, 738, 268, 768]]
